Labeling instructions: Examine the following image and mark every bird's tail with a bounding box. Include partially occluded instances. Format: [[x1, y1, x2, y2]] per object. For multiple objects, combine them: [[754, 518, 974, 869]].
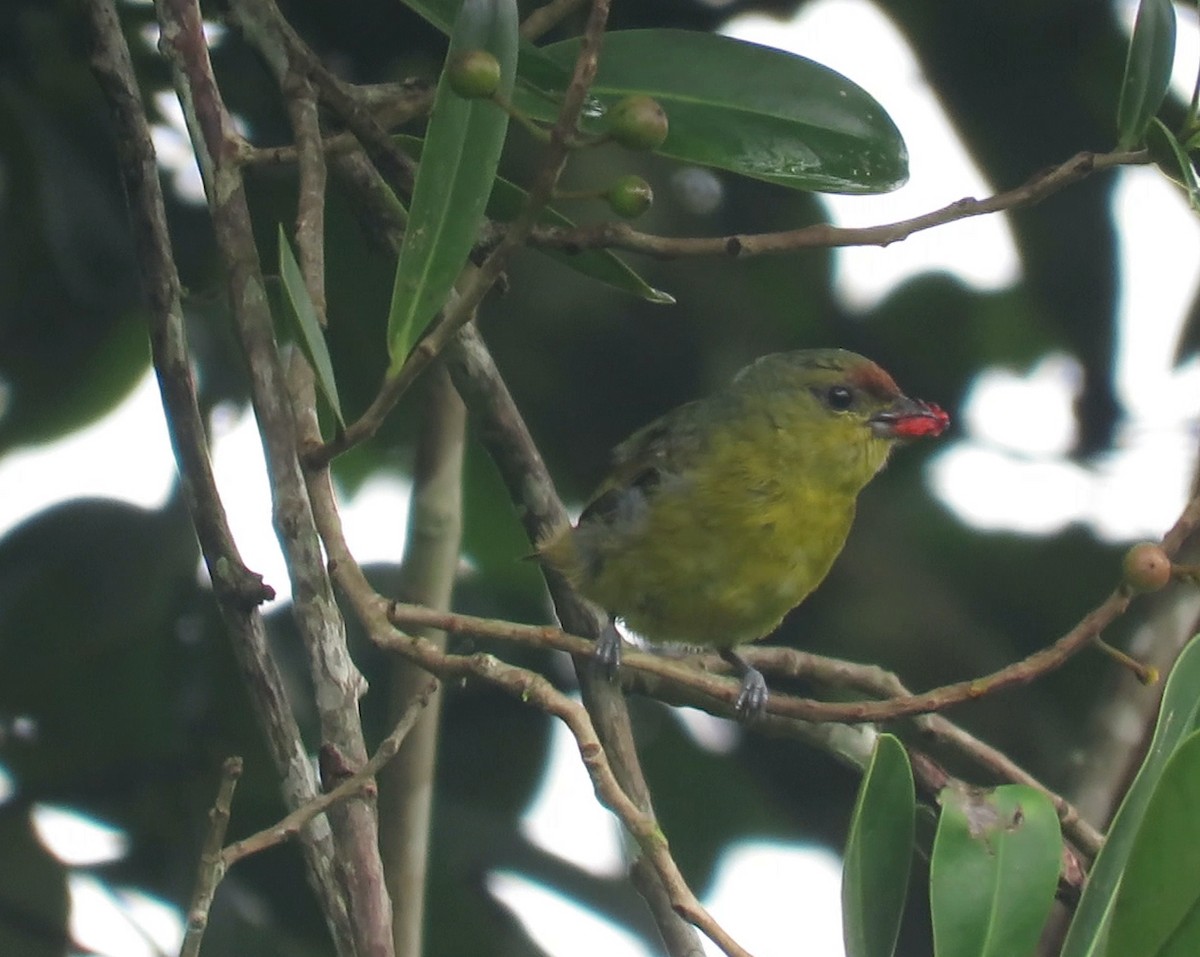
[[529, 523, 582, 583]]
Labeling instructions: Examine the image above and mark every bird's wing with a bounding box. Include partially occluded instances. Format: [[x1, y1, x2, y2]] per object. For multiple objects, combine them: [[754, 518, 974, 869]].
[[577, 398, 712, 528]]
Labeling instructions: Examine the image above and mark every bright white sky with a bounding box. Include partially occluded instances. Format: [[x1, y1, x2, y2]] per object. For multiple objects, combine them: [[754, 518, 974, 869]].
[[2, 1, 1199, 955]]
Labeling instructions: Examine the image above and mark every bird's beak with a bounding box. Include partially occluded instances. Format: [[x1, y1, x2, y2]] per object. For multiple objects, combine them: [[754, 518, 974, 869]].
[[870, 396, 950, 439]]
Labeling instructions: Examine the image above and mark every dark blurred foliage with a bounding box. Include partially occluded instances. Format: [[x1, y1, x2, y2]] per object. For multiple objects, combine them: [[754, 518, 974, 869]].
[[0, 0, 1192, 954]]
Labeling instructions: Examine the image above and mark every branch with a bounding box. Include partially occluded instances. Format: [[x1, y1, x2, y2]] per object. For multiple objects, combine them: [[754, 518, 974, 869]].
[[305, 146, 1149, 464], [529, 148, 1151, 259], [223, 682, 438, 866], [155, 0, 389, 952], [788, 650, 1105, 857], [238, 82, 433, 168], [390, 601, 1103, 885], [179, 689, 435, 957], [180, 757, 242, 957], [229, 0, 423, 198], [378, 365, 465, 957], [381, 588, 1141, 726], [82, 0, 354, 945], [380, 590, 1146, 858], [229, 0, 330, 319]]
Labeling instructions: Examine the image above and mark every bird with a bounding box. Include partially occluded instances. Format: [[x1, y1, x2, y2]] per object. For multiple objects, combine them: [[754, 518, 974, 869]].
[[538, 348, 949, 717]]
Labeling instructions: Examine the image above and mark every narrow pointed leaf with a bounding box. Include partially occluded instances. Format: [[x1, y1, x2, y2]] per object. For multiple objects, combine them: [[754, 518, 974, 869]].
[[398, 0, 461, 32], [1061, 634, 1200, 957], [1147, 118, 1200, 210], [278, 225, 344, 427], [1117, 0, 1177, 148], [842, 734, 915, 957], [387, 0, 518, 365], [527, 30, 907, 194], [1110, 730, 1200, 957], [930, 785, 1061, 957]]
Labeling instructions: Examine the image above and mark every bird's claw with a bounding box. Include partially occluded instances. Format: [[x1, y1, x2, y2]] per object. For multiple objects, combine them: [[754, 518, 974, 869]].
[[733, 667, 769, 720], [720, 649, 769, 720], [594, 621, 623, 680]]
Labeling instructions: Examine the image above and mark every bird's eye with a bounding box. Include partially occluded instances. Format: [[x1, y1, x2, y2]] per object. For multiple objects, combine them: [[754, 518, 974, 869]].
[[825, 385, 855, 411]]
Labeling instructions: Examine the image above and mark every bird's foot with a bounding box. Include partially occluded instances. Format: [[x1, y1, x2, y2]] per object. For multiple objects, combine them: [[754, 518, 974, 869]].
[[721, 648, 769, 720], [594, 620, 623, 680], [734, 668, 769, 719]]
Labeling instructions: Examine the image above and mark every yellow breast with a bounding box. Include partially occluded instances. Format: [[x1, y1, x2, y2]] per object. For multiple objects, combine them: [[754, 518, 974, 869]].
[[573, 423, 860, 647]]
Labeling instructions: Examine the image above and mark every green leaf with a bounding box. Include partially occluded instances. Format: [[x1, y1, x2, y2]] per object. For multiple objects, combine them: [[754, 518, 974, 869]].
[[529, 29, 907, 194], [1109, 730, 1200, 957], [1061, 634, 1200, 957], [1147, 118, 1200, 210], [930, 785, 1061, 957], [842, 734, 915, 957], [398, 0, 459, 33], [1117, 0, 1177, 148], [278, 225, 344, 427], [387, 0, 519, 365], [392, 134, 673, 303]]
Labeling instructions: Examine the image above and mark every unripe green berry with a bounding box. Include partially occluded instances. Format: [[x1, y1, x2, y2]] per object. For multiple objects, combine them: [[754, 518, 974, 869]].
[[606, 95, 669, 151], [446, 49, 501, 99], [1122, 542, 1171, 592], [606, 174, 653, 218]]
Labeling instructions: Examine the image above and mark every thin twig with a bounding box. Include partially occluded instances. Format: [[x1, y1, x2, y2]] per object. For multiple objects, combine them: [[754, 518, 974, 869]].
[[176, 687, 434, 957], [228, 0, 421, 198], [238, 82, 433, 167], [284, 90, 327, 320], [234, 0, 328, 319], [918, 714, 1103, 857], [180, 757, 242, 957], [380, 588, 1135, 725], [773, 649, 1104, 856], [224, 682, 438, 866], [529, 148, 1150, 259]]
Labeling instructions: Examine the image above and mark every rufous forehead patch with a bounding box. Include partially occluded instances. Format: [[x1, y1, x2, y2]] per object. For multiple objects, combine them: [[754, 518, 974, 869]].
[[845, 360, 900, 398]]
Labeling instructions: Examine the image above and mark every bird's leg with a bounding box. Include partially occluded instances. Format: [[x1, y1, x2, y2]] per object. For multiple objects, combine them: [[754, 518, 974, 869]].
[[594, 618, 623, 679], [721, 648, 769, 719]]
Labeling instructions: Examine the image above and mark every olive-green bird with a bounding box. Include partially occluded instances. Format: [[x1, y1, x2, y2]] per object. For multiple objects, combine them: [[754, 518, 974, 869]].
[[539, 348, 949, 716]]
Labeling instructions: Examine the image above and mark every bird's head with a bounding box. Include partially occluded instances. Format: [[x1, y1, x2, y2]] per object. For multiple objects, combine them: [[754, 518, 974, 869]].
[[735, 348, 949, 487]]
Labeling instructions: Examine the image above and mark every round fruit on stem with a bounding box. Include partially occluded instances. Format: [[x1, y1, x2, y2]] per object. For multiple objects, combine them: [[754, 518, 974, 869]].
[[1122, 541, 1171, 592], [606, 95, 669, 151], [606, 174, 653, 218]]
